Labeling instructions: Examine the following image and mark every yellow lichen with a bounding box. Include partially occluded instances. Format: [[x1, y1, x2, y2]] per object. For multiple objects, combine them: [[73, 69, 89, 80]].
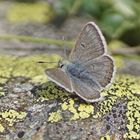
[[61, 98, 94, 120], [0, 55, 16, 83], [1, 53, 138, 139], [100, 135, 111, 140], [37, 82, 69, 101], [0, 109, 27, 127], [0, 54, 61, 84], [0, 124, 4, 133], [43, 73, 140, 140], [78, 104, 94, 114], [93, 96, 117, 118], [61, 102, 68, 110], [94, 74, 140, 139], [36, 72, 140, 139], [0, 87, 5, 96], [67, 98, 77, 115], [125, 94, 140, 139], [79, 112, 90, 119], [70, 112, 80, 120], [12, 55, 60, 81], [48, 111, 62, 123]]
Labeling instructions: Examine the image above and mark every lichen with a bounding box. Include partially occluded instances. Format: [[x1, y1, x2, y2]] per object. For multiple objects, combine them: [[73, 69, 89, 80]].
[[0, 55, 16, 83], [0, 109, 27, 128], [0, 54, 61, 84], [35, 82, 69, 100], [36, 74, 140, 139], [124, 94, 140, 139], [98, 75, 140, 139], [0, 124, 4, 133], [100, 135, 111, 140], [14, 55, 61, 83], [0, 87, 5, 97], [0, 54, 140, 139], [48, 110, 62, 123]]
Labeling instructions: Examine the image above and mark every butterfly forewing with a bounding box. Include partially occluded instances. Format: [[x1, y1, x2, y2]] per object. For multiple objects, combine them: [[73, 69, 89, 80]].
[[45, 68, 72, 92], [69, 22, 106, 63]]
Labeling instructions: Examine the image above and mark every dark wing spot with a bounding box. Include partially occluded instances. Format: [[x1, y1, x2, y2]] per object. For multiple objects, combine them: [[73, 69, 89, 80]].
[[80, 43, 86, 48]]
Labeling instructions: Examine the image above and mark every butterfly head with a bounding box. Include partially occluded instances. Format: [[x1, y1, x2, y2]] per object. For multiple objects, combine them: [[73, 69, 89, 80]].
[[58, 59, 69, 69]]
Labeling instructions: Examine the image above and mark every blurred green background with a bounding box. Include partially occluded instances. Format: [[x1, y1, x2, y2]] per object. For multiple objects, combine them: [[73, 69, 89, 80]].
[[50, 0, 140, 45], [0, 0, 140, 54]]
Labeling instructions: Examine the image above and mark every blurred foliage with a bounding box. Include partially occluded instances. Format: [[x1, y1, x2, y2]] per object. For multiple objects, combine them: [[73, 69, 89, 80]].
[[7, 2, 54, 23], [50, 0, 140, 45], [13, 0, 38, 2], [0, 34, 74, 47]]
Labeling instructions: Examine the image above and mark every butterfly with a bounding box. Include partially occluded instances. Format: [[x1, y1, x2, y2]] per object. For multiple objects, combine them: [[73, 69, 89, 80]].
[[45, 22, 115, 102]]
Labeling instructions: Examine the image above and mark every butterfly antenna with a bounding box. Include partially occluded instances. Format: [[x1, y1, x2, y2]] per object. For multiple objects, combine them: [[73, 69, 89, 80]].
[[62, 36, 68, 59], [37, 61, 58, 64]]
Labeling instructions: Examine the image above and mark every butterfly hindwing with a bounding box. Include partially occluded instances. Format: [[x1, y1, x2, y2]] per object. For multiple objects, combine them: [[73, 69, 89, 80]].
[[84, 55, 114, 88], [70, 77, 103, 102]]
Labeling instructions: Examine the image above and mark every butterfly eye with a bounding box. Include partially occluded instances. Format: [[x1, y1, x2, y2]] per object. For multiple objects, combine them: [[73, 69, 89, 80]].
[[58, 60, 63, 68], [60, 63, 64, 68]]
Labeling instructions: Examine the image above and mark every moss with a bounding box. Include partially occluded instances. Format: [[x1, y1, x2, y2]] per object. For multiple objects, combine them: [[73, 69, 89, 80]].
[[7, 2, 54, 23], [0, 109, 27, 128]]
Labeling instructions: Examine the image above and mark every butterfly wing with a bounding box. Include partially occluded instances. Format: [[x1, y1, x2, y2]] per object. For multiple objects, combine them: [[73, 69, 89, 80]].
[[45, 68, 72, 92], [45, 68, 103, 102], [69, 22, 106, 63], [70, 77, 103, 102], [84, 55, 115, 88]]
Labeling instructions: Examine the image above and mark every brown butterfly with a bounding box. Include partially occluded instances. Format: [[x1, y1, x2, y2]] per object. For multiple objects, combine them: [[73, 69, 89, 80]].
[[45, 22, 115, 102]]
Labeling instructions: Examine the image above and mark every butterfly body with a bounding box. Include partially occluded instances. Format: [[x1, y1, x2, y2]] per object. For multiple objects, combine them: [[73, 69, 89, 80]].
[[45, 22, 115, 102], [62, 61, 101, 90]]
